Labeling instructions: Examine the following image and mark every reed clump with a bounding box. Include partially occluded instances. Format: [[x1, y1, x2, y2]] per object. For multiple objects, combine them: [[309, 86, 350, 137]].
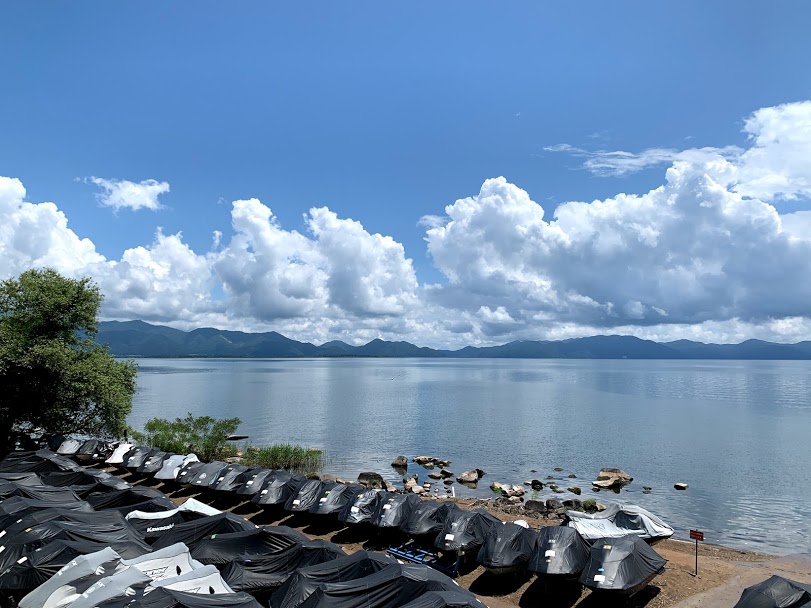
[[241, 444, 324, 472]]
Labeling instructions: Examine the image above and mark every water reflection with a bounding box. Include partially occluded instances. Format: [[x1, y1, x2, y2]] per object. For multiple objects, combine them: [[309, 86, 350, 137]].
[[130, 358, 811, 555]]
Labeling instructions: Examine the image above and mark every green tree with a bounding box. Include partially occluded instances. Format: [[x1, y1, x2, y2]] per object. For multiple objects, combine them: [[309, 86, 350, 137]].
[[0, 269, 137, 454], [130, 414, 241, 462]]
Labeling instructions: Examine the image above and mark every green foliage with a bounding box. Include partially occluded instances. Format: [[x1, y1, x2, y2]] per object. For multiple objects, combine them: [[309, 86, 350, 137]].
[[130, 414, 241, 462], [241, 444, 324, 472], [131, 415, 323, 472], [0, 269, 137, 450]]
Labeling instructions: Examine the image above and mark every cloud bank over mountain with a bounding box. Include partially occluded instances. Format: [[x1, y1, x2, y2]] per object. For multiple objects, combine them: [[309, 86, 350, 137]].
[[2, 100, 811, 347]]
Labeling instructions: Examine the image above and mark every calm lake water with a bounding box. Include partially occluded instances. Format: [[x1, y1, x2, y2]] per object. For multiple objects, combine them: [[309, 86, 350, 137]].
[[129, 358, 811, 555]]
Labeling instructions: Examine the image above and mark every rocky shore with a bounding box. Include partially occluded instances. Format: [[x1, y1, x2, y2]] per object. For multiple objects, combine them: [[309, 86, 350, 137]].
[[94, 452, 809, 608], [100, 462, 808, 608]]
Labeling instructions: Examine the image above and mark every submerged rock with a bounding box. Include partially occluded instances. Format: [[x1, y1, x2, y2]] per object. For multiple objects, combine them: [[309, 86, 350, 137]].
[[391, 455, 408, 468], [674, 482, 689, 490], [567, 486, 582, 495]]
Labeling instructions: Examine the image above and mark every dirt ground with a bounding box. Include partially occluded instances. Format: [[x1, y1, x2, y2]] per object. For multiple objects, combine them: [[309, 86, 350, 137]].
[[115, 470, 810, 608]]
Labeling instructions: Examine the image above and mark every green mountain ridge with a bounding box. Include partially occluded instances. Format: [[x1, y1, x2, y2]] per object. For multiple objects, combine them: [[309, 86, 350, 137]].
[[97, 320, 811, 360]]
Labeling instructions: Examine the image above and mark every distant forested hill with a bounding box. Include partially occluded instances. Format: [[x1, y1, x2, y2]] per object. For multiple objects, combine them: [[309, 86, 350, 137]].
[[98, 320, 811, 360]]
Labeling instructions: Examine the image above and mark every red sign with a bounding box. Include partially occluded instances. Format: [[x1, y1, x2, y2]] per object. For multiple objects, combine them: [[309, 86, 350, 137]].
[[690, 529, 704, 541]]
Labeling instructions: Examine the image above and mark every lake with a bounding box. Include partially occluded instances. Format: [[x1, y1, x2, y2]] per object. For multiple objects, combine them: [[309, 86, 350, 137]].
[[129, 358, 811, 555]]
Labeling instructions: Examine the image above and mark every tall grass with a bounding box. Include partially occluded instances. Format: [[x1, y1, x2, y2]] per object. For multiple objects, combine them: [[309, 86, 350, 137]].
[[241, 444, 324, 472]]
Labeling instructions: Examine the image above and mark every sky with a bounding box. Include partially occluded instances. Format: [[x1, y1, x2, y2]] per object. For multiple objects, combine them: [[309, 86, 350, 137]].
[[2, 2, 811, 347]]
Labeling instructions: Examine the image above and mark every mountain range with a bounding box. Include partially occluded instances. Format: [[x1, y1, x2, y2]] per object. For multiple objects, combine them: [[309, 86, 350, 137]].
[[97, 320, 811, 360]]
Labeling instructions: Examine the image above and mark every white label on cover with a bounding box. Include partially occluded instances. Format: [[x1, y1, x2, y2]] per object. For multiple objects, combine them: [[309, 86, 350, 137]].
[[0, 531, 5, 538], [17, 557, 27, 564], [351, 506, 360, 513], [293, 499, 301, 505], [593, 575, 606, 583], [246, 481, 253, 485], [218, 477, 224, 482], [445, 533, 455, 540], [320, 497, 327, 502], [261, 489, 268, 494], [0, 546, 5, 554], [545, 550, 555, 558], [383, 505, 391, 510]]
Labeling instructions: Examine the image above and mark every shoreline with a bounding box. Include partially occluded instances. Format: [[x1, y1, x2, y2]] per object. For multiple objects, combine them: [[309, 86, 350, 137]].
[[106, 465, 809, 608]]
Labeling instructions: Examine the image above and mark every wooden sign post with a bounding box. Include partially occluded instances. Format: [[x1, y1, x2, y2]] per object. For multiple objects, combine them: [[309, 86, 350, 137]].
[[690, 529, 704, 576]]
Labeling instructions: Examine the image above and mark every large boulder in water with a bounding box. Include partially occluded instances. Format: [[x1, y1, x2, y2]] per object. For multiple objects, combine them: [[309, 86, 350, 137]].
[[593, 467, 633, 489], [391, 456, 408, 469], [457, 470, 480, 483]]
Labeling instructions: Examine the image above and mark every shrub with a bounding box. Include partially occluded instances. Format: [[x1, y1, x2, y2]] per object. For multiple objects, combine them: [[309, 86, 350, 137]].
[[130, 413, 240, 461]]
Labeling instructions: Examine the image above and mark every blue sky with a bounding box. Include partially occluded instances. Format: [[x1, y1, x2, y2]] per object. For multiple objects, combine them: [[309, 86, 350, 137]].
[[2, 2, 811, 346]]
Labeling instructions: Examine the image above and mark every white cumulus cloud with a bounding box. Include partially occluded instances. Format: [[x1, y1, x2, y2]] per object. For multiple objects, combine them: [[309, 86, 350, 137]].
[[3, 99, 811, 347], [85, 176, 170, 211], [734, 100, 811, 201], [0, 176, 104, 276], [425, 156, 811, 332], [210, 199, 419, 323]]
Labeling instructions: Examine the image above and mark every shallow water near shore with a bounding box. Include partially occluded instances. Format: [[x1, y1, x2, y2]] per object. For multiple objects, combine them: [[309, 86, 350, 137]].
[[129, 357, 811, 555]]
